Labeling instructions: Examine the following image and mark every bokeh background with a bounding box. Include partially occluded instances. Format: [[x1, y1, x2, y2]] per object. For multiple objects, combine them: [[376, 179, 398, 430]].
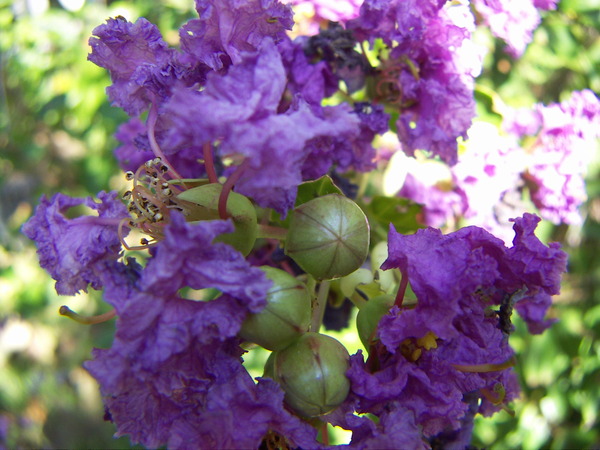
[[0, 0, 598, 448]]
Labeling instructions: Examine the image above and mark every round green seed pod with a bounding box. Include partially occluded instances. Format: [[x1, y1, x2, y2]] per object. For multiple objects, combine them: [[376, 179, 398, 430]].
[[266, 332, 350, 417], [239, 266, 312, 351], [177, 183, 257, 256], [284, 194, 370, 280], [356, 295, 395, 349]]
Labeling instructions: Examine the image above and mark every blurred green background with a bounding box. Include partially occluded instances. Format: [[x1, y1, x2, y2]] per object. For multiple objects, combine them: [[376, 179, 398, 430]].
[[0, 0, 598, 448]]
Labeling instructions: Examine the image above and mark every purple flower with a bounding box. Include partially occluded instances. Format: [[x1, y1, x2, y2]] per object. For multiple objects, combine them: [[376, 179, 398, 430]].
[[180, 0, 294, 71], [398, 171, 467, 228], [533, 0, 558, 9], [338, 214, 566, 439], [140, 214, 269, 312], [89, 17, 181, 115], [327, 400, 428, 449], [22, 191, 127, 295], [87, 336, 317, 448], [284, 0, 364, 35], [471, 0, 554, 57], [507, 90, 600, 224], [114, 118, 154, 172], [166, 39, 360, 214], [277, 36, 339, 107], [506, 214, 568, 333], [348, 0, 479, 164], [80, 214, 315, 448]]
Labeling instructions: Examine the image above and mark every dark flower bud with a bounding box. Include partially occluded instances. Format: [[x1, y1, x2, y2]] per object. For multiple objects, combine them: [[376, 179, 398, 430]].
[[264, 332, 350, 417], [284, 194, 370, 280], [356, 294, 395, 349], [239, 266, 311, 351]]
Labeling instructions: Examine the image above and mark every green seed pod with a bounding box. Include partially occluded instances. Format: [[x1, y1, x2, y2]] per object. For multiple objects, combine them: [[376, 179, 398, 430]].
[[266, 332, 350, 417], [239, 266, 312, 351], [284, 194, 370, 280], [177, 183, 257, 256], [356, 295, 395, 349]]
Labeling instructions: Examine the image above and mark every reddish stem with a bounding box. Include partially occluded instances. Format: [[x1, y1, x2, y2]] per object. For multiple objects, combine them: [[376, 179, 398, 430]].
[[394, 270, 409, 308], [147, 101, 183, 181], [203, 142, 218, 184], [320, 423, 329, 446], [218, 159, 249, 220]]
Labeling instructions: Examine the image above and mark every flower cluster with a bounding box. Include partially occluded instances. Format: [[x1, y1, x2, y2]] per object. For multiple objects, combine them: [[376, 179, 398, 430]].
[[23, 0, 574, 448], [471, 0, 558, 57], [395, 90, 600, 241]]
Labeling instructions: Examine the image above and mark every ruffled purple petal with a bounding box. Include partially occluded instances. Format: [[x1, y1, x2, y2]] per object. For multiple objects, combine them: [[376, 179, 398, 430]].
[[22, 191, 127, 295]]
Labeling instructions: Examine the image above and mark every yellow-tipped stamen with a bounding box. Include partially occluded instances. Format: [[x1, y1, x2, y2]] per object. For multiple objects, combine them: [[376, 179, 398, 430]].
[[481, 383, 515, 416], [59, 306, 116, 325]]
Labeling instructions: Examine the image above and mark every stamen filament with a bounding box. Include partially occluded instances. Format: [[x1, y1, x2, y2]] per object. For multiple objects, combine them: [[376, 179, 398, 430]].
[[147, 101, 183, 181], [218, 159, 249, 220], [59, 306, 116, 324], [451, 355, 517, 373], [203, 142, 219, 184], [394, 270, 409, 307]]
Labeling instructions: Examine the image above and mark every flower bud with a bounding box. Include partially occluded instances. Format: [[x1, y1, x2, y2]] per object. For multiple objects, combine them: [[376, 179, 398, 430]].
[[239, 266, 311, 351], [265, 332, 350, 417], [356, 295, 394, 349], [285, 194, 370, 280]]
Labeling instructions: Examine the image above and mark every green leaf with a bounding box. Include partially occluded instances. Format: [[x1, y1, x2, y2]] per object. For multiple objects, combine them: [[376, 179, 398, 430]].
[[295, 175, 344, 207], [367, 196, 423, 234]]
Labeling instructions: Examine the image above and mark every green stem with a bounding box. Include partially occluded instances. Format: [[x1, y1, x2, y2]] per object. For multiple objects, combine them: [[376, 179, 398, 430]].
[[256, 224, 288, 241], [168, 178, 210, 187], [311, 280, 330, 333]]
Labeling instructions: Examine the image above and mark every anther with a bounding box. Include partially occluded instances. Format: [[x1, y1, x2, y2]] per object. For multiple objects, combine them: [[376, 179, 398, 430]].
[[140, 238, 149, 245], [122, 190, 132, 199], [125, 171, 135, 180]]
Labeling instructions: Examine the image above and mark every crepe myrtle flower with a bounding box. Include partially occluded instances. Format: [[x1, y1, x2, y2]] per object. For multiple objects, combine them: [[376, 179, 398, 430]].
[[471, 0, 558, 57], [164, 38, 368, 215], [330, 213, 567, 445], [504, 89, 600, 225], [21, 191, 128, 296], [22, 1, 573, 447], [89, 0, 294, 117], [283, 0, 364, 35], [347, 0, 480, 165], [78, 215, 323, 449], [23, 184, 332, 448]]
